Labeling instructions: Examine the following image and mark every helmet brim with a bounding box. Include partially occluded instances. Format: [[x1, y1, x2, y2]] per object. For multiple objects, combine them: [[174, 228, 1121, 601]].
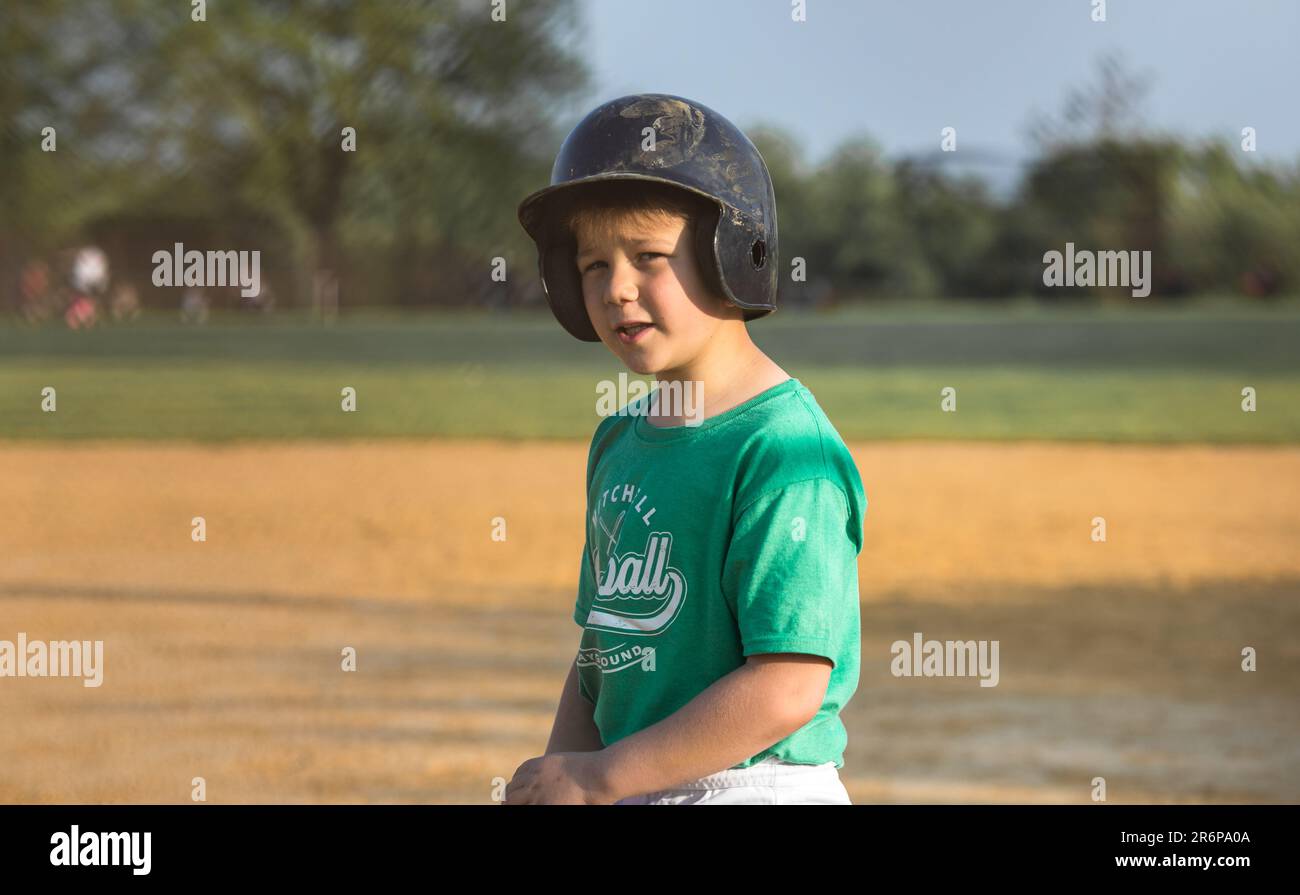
[[517, 172, 728, 242]]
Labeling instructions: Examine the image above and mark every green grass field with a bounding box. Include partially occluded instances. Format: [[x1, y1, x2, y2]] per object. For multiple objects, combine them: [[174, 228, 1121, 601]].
[[3, 302, 1299, 442]]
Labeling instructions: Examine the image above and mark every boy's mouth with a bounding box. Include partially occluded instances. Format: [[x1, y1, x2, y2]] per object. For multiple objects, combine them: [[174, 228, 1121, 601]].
[[615, 322, 654, 344]]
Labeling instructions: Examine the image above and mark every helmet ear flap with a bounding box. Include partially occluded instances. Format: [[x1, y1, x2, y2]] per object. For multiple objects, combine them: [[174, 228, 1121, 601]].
[[691, 202, 729, 305], [540, 227, 599, 342]]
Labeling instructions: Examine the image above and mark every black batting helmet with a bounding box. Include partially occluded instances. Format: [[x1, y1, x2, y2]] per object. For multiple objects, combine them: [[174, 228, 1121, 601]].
[[517, 93, 779, 342]]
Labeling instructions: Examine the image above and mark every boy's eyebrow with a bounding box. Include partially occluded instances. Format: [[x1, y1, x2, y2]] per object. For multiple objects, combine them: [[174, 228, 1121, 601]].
[[576, 235, 673, 260]]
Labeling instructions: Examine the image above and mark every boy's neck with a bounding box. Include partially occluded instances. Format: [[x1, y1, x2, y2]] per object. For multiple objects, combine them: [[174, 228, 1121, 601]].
[[645, 326, 789, 427]]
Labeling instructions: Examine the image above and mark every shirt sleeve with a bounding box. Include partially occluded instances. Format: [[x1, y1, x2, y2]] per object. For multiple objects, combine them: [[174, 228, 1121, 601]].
[[574, 539, 591, 627], [722, 477, 861, 666]]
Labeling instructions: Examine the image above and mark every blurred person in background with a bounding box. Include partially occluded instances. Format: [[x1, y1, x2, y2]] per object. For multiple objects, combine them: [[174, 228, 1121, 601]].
[[64, 293, 98, 329], [109, 282, 142, 322], [242, 281, 275, 314], [180, 287, 210, 325], [72, 246, 110, 298], [19, 258, 52, 324], [61, 245, 110, 330]]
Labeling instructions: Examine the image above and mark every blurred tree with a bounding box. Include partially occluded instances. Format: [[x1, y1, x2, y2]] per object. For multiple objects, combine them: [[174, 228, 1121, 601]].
[[804, 137, 929, 298], [1167, 142, 1300, 297], [747, 125, 827, 308], [1020, 52, 1180, 302], [4, 0, 588, 309], [1018, 138, 1184, 301], [1027, 51, 1154, 150], [0, 0, 81, 303], [894, 161, 1000, 298]]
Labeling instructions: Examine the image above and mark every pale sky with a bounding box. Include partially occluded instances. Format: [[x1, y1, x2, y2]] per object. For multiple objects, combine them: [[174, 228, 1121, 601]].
[[575, 0, 1299, 171]]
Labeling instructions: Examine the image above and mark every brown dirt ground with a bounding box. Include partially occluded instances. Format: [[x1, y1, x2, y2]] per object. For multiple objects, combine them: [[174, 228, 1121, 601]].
[[1, 440, 1297, 803]]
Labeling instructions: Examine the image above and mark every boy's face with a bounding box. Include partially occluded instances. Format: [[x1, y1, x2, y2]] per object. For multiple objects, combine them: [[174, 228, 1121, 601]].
[[575, 210, 734, 376]]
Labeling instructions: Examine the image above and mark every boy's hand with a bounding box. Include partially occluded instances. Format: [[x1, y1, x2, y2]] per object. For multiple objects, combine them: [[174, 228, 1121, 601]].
[[502, 751, 615, 805]]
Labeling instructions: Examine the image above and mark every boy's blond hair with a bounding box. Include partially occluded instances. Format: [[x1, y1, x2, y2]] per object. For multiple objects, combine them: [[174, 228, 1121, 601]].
[[558, 180, 716, 273]]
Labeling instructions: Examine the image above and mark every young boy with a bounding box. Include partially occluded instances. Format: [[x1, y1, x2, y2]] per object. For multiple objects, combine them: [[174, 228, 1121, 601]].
[[506, 94, 866, 805]]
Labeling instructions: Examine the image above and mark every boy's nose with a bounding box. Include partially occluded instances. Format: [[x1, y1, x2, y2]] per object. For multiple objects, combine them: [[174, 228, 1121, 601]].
[[604, 261, 639, 305]]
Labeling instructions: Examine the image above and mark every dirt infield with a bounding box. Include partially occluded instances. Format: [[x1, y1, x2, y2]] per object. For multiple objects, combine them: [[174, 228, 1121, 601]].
[[1, 440, 1297, 803]]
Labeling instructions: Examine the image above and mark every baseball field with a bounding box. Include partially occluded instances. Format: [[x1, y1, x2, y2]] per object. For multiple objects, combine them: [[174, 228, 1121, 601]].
[[2, 301, 1298, 803]]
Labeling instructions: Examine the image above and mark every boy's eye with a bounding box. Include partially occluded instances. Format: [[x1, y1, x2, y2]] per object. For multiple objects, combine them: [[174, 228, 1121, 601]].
[[580, 253, 668, 274]]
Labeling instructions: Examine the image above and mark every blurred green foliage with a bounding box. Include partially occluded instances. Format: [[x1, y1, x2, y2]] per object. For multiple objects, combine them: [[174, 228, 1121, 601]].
[[2, 9, 1297, 311], [1, 0, 587, 308], [755, 129, 1300, 307]]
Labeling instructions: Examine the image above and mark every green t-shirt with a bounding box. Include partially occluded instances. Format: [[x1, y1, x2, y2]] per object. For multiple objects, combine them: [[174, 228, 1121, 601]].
[[573, 376, 866, 769]]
